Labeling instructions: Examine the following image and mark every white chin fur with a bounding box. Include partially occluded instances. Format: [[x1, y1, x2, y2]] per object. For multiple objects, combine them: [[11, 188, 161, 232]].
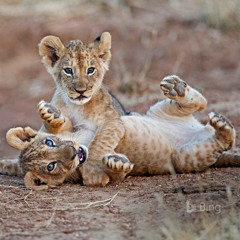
[[69, 97, 91, 105]]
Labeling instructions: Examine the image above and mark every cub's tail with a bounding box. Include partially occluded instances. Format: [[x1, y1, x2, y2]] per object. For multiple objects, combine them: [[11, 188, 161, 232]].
[[212, 151, 240, 168], [0, 159, 23, 176]]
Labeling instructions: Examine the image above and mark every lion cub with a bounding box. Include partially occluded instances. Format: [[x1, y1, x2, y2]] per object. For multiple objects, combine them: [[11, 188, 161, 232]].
[[3, 75, 240, 190], [37, 32, 134, 187], [4, 127, 88, 190]]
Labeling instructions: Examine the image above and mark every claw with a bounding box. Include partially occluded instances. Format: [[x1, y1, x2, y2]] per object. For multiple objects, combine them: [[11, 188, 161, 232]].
[[103, 154, 133, 174], [38, 100, 64, 128]]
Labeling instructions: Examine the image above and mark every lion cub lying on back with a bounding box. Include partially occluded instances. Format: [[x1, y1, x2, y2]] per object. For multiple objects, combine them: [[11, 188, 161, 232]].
[[3, 75, 240, 190]]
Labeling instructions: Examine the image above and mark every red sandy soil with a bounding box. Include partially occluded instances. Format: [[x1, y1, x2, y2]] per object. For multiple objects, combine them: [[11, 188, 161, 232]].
[[0, 1, 240, 239]]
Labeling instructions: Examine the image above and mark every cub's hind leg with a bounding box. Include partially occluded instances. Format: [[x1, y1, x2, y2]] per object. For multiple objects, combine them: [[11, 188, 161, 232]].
[[147, 75, 207, 118], [172, 112, 235, 173], [38, 100, 73, 134], [208, 112, 235, 149]]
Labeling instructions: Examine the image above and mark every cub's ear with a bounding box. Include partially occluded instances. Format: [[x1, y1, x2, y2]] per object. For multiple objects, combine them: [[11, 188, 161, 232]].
[[6, 127, 37, 151], [38, 35, 65, 70], [97, 32, 112, 65], [24, 172, 49, 190]]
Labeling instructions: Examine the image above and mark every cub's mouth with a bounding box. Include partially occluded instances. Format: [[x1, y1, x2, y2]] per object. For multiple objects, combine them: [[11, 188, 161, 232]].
[[69, 95, 91, 105], [77, 95, 88, 100], [70, 95, 88, 101], [70, 144, 88, 169], [77, 147, 87, 165]]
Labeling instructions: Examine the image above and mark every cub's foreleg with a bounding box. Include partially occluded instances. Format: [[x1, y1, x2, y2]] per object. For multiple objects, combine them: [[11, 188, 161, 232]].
[[148, 75, 207, 118], [172, 112, 235, 173], [80, 118, 129, 186], [38, 100, 73, 134]]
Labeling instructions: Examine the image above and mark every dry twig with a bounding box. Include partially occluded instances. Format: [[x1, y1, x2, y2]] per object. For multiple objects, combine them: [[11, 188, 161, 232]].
[[3, 191, 119, 212]]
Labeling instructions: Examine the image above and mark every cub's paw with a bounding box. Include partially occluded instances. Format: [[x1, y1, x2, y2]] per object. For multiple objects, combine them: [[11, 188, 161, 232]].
[[82, 167, 110, 187], [38, 100, 65, 128], [160, 75, 187, 99], [103, 154, 134, 174], [208, 112, 234, 132], [208, 112, 235, 149]]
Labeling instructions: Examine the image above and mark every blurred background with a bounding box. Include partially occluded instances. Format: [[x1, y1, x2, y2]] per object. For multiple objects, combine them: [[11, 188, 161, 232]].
[[0, 0, 240, 157]]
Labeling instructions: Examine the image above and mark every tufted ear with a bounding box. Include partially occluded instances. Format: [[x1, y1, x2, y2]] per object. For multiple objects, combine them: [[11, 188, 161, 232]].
[[24, 172, 49, 190], [97, 32, 112, 64], [6, 127, 37, 151], [39, 35, 65, 70]]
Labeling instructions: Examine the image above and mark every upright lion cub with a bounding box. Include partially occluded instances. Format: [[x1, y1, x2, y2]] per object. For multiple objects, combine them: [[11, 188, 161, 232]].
[[38, 32, 132, 186]]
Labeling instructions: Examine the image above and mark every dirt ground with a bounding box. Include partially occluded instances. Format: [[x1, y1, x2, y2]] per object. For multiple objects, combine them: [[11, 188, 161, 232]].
[[0, 0, 240, 239]]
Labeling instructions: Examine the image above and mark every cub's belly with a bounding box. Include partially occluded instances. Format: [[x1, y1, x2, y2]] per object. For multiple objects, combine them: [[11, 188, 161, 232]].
[[116, 116, 173, 175]]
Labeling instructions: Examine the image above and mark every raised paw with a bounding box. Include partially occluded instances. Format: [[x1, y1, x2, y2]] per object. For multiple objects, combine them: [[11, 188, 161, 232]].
[[103, 154, 134, 174], [208, 112, 235, 149], [38, 100, 65, 128], [160, 75, 187, 99], [208, 112, 233, 131]]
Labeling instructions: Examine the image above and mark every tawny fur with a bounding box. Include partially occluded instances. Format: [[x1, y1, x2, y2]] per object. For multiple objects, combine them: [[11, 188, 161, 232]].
[[38, 32, 131, 186], [2, 75, 239, 190], [5, 129, 89, 190]]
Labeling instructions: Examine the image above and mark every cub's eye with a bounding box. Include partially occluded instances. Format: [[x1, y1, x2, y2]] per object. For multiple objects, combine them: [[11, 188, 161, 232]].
[[64, 68, 73, 75], [87, 67, 95, 76], [45, 139, 55, 147], [47, 162, 56, 172]]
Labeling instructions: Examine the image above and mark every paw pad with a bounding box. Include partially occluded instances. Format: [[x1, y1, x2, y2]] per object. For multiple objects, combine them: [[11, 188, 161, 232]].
[[103, 154, 134, 173], [208, 112, 233, 131], [38, 100, 64, 127], [160, 75, 187, 97]]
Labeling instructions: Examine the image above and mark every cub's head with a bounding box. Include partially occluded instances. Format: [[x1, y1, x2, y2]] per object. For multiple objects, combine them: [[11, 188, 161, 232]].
[[39, 32, 111, 105], [6, 127, 88, 190]]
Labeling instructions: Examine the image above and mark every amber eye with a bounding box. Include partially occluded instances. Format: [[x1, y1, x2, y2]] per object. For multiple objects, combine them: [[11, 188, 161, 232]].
[[64, 68, 73, 75], [45, 139, 55, 147], [47, 162, 56, 172], [87, 67, 95, 75]]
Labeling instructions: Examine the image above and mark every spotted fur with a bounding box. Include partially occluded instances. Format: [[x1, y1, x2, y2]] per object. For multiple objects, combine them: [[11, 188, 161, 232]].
[[2, 75, 240, 190]]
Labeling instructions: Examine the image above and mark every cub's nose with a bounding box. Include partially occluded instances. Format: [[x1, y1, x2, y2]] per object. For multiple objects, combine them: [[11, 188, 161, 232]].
[[62, 144, 77, 160], [73, 81, 88, 94], [74, 88, 87, 95]]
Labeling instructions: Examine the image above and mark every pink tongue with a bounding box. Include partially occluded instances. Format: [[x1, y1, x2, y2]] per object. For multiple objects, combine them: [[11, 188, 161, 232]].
[[78, 150, 83, 161], [77, 147, 87, 164]]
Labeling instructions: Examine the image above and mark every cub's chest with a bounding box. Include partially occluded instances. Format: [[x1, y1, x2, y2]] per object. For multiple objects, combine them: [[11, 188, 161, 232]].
[[61, 107, 97, 146], [64, 107, 97, 133]]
